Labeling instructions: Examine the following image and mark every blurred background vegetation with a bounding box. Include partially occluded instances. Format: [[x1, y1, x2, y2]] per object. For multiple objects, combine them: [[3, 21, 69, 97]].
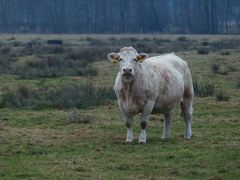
[[0, 0, 239, 34]]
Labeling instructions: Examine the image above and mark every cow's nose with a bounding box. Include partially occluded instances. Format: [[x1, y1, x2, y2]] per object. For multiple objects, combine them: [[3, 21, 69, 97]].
[[123, 68, 132, 73]]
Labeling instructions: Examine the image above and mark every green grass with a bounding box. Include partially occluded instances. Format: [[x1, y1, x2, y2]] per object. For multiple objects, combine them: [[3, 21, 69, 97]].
[[0, 34, 240, 179]]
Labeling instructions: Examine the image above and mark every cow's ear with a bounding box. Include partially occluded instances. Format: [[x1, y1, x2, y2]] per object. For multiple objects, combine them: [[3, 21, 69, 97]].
[[136, 53, 149, 63], [107, 53, 120, 63]]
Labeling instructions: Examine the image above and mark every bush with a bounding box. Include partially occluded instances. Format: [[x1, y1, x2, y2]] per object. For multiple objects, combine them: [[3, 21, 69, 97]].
[[209, 39, 240, 50], [177, 36, 188, 42], [0, 86, 38, 108], [0, 82, 116, 109], [26, 39, 43, 48], [202, 41, 209, 46], [65, 47, 110, 63], [67, 111, 92, 124], [220, 50, 230, 55], [236, 77, 240, 89], [215, 90, 230, 101], [193, 79, 215, 97], [77, 66, 98, 76], [197, 48, 209, 55], [0, 46, 10, 55], [47, 82, 115, 109], [47, 39, 63, 45], [7, 37, 16, 41], [211, 63, 219, 74], [14, 52, 101, 79], [13, 56, 63, 78], [211, 63, 234, 75]]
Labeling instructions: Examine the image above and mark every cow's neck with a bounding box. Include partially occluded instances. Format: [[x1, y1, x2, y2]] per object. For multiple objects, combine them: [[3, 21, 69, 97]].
[[121, 80, 133, 92]]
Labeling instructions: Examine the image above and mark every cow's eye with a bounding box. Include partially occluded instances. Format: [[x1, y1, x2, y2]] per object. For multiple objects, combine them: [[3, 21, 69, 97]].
[[119, 58, 122, 61], [133, 58, 137, 62]]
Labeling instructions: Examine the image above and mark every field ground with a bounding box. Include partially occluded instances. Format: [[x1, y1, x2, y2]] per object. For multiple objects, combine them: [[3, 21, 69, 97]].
[[0, 34, 240, 179]]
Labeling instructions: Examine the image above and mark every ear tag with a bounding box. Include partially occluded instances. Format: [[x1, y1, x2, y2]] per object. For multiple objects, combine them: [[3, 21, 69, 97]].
[[138, 58, 145, 63], [112, 59, 118, 63], [137, 55, 145, 63]]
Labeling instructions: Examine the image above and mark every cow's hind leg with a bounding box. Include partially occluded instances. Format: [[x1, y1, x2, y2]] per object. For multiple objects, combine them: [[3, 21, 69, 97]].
[[181, 96, 193, 140], [161, 112, 171, 140]]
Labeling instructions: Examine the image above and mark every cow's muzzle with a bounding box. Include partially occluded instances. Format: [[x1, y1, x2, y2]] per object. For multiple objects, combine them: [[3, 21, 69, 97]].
[[122, 68, 133, 76]]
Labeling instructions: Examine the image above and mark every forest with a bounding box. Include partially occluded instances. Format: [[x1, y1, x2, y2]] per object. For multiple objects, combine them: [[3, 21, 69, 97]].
[[0, 0, 239, 34]]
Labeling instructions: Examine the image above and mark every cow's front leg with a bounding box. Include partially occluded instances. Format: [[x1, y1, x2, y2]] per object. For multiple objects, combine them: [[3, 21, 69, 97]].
[[124, 115, 134, 144], [139, 100, 155, 144], [122, 111, 134, 144], [119, 101, 134, 144]]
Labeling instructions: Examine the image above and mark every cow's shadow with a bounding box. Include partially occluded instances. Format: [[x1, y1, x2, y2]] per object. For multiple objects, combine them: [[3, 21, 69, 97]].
[[111, 134, 194, 146]]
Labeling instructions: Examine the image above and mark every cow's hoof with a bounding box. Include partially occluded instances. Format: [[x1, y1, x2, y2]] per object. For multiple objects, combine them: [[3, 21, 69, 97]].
[[184, 136, 192, 140], [184, 134, 192, 140], [161, 138, 169, 142], [161, 135, 170, 141], [125, 141, 133, 144], [139, 141, 146, 145]]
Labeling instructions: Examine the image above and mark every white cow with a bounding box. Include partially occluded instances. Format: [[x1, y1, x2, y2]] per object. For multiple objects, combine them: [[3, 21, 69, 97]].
[[107, 47, 194, 144]]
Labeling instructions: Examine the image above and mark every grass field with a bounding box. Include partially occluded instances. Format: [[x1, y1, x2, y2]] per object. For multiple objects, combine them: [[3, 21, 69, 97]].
[[0, 34, 240, 180]]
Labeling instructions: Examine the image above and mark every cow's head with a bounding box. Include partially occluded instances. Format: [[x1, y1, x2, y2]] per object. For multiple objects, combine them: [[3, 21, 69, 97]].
[[107, 47, 148, 83]]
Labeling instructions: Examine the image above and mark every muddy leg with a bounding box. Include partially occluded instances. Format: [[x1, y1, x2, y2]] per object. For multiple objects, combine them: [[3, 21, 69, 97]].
[[181, 98, 193, 139], [139, 100, 155, 144], [161, 112, 171, 140]]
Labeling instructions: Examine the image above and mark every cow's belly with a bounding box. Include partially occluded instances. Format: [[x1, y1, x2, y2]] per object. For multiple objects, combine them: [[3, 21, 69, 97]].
[[153, 95, 182, 113], [153, 83, 184, 113]]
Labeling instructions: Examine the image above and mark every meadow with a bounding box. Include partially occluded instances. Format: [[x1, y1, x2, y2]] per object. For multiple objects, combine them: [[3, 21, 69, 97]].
[[0, 34, 239, 180]]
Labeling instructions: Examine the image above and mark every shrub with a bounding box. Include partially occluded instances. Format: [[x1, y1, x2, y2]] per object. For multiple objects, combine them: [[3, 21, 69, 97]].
[[15, 66, 60, 79], [177, 36, 188, 42], [0, 46, 10, 55], [67, 111, 92, 124], [152, 38, 171, 44], [193, 79, 215, 97], [77, 66, 98, 77], [20, 44, 65, 56], [209, 39, 240, 50], [12, 41, 24, 47], [0, 48, 16, 74], [197, 48, 209, 55], [0, 82, 116, 109], [227, 65, 238, 72], [211, 63, 219, 74], [65, 47, 109, 63], [202, 41, 209, 46], [47, 39, 63, 45], [135, 43, 154, 53], [236, 77, 240, 89], [47, 82, 115, 109], [211, 63, 231, 75], [14, 56, 63, 78], [0, 86, 37, 108], [7, 37, 16, 41], [220, 50, 230, 55], [26, 39, 43, 48], [85, 37, 108, 46], [215, 90, 230, 101]]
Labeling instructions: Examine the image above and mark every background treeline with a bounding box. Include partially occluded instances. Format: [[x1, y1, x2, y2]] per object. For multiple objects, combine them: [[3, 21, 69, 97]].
[[0, 0, 239, 34]]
